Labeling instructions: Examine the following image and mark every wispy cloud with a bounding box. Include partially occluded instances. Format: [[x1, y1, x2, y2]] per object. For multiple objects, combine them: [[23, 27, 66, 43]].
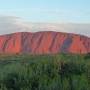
[[0, 16, 90, 36]]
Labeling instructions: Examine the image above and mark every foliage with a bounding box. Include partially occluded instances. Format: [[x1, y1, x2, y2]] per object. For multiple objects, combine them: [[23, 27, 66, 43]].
[[0, 54, 90, 90]]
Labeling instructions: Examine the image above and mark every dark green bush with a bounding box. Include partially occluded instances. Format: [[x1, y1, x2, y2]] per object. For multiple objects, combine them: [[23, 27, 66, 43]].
[[0, 54, 90, 90]]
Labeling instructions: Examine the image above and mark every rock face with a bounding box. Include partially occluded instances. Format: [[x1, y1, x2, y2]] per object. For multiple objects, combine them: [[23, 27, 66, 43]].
[[0, 31, 90, 54]]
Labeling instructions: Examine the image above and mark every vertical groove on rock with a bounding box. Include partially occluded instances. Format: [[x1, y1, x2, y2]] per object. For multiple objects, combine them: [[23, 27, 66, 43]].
[[21, 32, 31, 53], [34, 33, 44, 52], [49, 32, 58, 52], [2, 34, 12, 52], [60, 36, 72, 53]]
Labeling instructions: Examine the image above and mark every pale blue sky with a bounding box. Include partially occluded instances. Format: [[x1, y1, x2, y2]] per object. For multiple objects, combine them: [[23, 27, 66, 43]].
[[0, 0, 90, 23]]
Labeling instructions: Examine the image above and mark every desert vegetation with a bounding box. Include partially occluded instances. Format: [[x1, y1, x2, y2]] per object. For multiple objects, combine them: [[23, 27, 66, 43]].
[[0, 54, 90, 90]]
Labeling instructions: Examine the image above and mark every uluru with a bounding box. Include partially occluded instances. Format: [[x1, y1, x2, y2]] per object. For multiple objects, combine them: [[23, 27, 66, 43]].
[[0, 31, 90, 54]]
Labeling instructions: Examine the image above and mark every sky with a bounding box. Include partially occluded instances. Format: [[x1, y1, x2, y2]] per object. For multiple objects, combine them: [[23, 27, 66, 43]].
[[0, 0, 90, 23]]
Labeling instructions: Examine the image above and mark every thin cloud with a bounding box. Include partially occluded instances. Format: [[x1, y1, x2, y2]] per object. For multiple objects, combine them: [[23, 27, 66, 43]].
[[0, 16, 90, 37]]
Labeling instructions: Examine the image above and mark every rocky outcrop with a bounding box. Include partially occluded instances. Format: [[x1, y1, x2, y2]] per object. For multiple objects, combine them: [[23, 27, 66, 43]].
[[0, 31, 90, 54]]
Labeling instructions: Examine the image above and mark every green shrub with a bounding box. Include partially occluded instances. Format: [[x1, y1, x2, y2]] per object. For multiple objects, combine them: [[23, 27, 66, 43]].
[[0, 54, 90, 90]]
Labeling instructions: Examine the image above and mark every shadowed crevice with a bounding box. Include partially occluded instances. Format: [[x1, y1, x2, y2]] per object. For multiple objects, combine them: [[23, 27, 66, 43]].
[[49, 32, 58, 51], [2, 35, 13, 52], [33, 33, 44, 52], [60, 36, 72, 53], [21, 33, 31, 53]]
